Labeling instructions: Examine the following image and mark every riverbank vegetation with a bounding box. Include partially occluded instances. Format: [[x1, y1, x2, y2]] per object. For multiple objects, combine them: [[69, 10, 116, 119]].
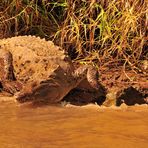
[[0, 0, 147, 71]]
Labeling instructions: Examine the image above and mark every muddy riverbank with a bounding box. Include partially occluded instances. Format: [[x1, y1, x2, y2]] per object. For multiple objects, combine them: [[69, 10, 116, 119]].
[[63, 65, 148, 107]]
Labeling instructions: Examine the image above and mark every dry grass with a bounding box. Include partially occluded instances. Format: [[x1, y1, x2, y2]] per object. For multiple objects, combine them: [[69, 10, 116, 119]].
[[0, 0, 147, 70], [0, 0, 64, 38]]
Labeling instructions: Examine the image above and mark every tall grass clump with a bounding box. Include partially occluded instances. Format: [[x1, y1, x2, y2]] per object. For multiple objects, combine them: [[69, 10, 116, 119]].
[[57, 0, 147, 68], [0, 0, 147, 70], [0, 0, 66, 39]]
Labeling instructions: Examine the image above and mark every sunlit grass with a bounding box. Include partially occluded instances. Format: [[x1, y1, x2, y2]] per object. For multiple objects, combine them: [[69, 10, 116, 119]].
[[0, 0, 147, 71]]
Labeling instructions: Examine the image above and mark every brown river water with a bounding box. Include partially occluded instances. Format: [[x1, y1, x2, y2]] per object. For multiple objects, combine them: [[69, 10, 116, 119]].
[[0, 100, 148, 148]]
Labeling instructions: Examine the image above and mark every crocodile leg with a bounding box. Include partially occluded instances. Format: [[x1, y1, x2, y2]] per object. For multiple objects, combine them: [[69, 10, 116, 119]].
[[0, 50, 15, 80], [74, 65, 99, 88], [74, 65, 106, 95], [0, 49, 22, 94]]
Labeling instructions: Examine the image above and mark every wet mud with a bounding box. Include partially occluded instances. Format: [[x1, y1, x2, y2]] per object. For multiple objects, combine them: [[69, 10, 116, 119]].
[[63, 65, 148, 107], [100, 66, 148, 106]]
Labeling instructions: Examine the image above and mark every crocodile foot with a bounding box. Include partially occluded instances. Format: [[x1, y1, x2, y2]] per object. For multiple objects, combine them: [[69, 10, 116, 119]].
[[2, 80, 23, 94]]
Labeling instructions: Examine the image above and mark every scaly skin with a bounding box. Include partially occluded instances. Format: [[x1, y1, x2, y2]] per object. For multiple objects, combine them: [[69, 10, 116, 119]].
[[0, 36, 104, 104]]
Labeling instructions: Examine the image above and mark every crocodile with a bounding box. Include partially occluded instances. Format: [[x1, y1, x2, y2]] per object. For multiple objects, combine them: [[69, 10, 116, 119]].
[[0, 36, 105, 104]]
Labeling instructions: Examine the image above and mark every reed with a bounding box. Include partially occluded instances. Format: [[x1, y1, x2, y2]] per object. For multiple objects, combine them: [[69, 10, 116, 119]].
[[0, 0, 147, 69]]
